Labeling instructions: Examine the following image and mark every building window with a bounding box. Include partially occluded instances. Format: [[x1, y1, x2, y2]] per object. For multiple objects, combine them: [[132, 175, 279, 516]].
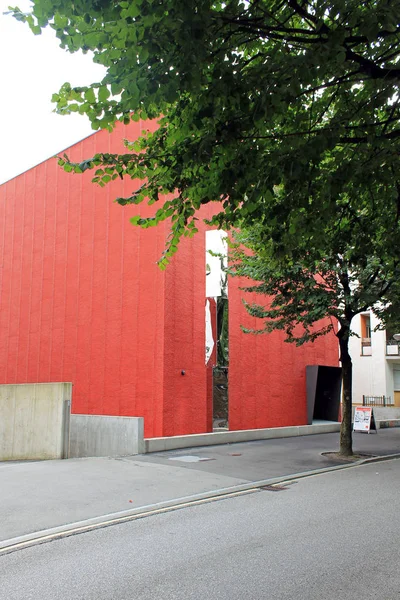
[[361, 314, 371, 355], [386, 331, 400, 356]]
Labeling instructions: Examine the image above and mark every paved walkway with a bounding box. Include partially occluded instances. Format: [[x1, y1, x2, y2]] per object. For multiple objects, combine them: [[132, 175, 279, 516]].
[[1, 429, 399, 543]]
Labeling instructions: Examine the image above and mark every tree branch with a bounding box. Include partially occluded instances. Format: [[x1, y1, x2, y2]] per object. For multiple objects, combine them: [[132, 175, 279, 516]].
[[345, 47, 400, 80], [288, 0, 320, 28]]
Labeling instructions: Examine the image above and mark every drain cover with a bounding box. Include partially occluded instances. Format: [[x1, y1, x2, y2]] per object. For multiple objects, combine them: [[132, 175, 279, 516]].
[[168, 456, 215, 463]]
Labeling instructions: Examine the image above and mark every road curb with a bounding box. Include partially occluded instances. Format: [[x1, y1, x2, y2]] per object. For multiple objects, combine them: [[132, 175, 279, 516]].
[[144, 422, 341, 452], [1, 452, 399, 555], [356, 452, 400, 464]]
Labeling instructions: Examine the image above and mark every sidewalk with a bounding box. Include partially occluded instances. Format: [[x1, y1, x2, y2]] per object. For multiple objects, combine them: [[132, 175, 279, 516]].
[[1, 429, 399, 543]]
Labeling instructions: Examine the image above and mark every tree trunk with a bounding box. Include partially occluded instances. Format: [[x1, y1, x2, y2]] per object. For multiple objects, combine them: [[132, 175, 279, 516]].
[[339, 327, 353, 456]]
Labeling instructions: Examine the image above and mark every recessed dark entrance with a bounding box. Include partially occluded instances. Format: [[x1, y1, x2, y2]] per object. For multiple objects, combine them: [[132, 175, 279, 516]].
[[306, 365, 342, 424]]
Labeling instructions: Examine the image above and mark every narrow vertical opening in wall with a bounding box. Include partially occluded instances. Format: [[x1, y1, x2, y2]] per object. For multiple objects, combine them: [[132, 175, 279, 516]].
[[361, 313, 372, 355], [205, 230, 229, 430]]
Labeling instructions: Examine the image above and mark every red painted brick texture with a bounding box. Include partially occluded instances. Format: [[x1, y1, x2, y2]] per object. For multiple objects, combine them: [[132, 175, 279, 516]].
[[0, 122, 170, 437], [228, 274, 339, 430], [162, 229, 208, 436], [0, 122, 338, 437]]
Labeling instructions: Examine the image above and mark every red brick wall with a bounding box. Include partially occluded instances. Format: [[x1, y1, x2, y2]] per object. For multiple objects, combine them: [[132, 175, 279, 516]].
[[0, 123, 338, 438], [228, 275, 339, 430], [162, 229, 209, 436], [0, 121, 170, 437]]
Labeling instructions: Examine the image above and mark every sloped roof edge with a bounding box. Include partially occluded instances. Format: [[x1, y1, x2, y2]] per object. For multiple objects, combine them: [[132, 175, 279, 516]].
[[0, 128, 99, 187]]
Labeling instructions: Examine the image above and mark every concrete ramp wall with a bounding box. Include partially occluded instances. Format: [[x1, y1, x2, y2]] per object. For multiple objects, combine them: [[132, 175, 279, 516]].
[[372, 407, 400, 420], [69, 415, 145, 458], [0, 383, 71, 460]]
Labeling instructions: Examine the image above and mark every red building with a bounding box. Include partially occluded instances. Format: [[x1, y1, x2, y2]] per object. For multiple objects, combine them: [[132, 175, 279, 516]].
[[0, 121, 338, 438]]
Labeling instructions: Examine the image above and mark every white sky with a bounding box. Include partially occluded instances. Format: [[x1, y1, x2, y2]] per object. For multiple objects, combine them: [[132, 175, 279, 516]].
[[206, 230, 228, 298], [0, 0, 106, 184]]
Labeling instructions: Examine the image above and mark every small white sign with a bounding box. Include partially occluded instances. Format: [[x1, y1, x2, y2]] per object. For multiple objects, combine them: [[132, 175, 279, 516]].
[[353, 407, 374, 432]]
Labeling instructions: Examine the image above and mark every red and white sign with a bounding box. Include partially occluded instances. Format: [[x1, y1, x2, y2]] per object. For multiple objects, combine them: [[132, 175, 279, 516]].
[[353, 407, 373, 432]]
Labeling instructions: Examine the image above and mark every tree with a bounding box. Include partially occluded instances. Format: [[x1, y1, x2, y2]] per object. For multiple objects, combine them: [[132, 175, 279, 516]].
[[10, 1, 400, 261], [229, 210, 400, 455], [11, 0, 400, 452]]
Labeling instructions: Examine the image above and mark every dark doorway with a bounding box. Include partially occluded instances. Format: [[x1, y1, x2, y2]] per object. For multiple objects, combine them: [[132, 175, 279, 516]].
[[213, 366, 228, 428], [306, 365, 342, 424]]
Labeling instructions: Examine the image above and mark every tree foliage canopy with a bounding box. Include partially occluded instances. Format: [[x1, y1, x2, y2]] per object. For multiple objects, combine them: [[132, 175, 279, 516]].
[[229, 196, 400, 455], [230, 218, 400, 346], [11, 0, 400, 264]]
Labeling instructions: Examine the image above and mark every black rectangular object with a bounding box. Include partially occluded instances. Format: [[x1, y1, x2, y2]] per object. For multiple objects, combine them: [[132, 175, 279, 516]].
[[306, 365, 342, 424]]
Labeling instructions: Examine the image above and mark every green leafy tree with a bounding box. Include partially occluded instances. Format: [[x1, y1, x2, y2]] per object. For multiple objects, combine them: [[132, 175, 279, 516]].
[[9, 0, 400, 263], [229, 208, 400, 455]]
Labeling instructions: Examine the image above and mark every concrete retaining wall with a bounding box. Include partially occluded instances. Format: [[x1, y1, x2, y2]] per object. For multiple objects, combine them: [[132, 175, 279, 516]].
[[69, 415, 145, 458], [371, 407, 400, 420], [145, 421, 341, 453], [0, 382, 71, 460], [367, 407, 400, 429]]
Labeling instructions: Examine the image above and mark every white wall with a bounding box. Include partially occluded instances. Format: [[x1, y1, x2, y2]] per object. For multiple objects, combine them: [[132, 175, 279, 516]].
[[349, 313, 392, 403]]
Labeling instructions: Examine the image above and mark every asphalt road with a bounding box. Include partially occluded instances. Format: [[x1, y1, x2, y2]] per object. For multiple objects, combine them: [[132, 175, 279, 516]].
[[1, 459, 400, 600]]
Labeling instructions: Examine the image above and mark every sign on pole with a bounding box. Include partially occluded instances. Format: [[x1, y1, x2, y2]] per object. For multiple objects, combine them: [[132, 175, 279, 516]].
[[353, 407, 377, 433]]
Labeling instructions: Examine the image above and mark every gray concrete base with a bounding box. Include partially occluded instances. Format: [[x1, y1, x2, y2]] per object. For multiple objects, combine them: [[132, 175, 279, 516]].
[[378, 419, 400, 429], [370, 407, 400, 420], [0, 382, 71, 461], [144, 421, 340, 453], [69, 415, 145, 457]]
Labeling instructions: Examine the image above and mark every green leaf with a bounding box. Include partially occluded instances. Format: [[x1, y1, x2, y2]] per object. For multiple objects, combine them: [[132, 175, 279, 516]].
[[98, 86, 110, 102], [84, 88, 96, 103]]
